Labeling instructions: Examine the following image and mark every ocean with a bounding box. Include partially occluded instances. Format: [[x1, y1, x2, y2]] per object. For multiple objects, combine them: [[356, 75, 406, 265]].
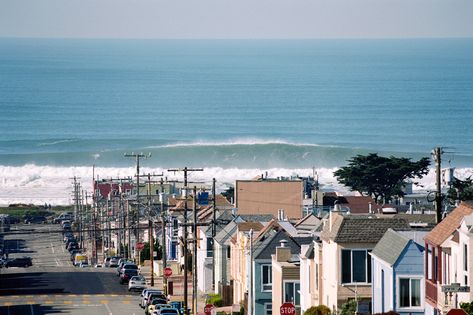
[[1, 38, 472, 205]]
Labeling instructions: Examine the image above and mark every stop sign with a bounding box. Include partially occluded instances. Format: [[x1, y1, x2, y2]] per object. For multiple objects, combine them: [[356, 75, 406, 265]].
[[163, 267, 173, 278], [204, 303, 214, 315], [280, 302, 295, 315], [447, 309, 468, 315]]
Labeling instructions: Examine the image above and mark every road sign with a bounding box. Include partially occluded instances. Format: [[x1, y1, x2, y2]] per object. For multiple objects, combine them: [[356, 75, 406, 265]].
[[163, 267, 173, 278], [280, 302, 296, 315], [204, 303, 214, 315], [442, 283, 470, 293], [447, 309, 468, 315], [136, 242, 144, 251]]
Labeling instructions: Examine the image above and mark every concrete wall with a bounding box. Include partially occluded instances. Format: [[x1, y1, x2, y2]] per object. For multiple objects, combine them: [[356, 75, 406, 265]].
[[235, 180, 303, 219], [372, 257, 393, 313]]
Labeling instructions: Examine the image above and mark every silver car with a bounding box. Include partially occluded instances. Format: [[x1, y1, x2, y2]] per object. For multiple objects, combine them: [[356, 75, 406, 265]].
[[128, 275, 146, 291]]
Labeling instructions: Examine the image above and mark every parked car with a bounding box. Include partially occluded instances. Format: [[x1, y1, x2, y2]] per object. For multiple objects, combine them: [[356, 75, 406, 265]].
[[4, 257, 32, 268], [154, 308, 180, 315], [54, 213, 72, 224], [128, 275, 146, 291], [24, 216, 47, 224], [109, 256, 121, 268], [116, 260, 133, 276], [120, 269, 138, 284], [145, 299, 168, 315], [144, 293, 167, 310], [119, 263, 138, 277], [78, 261, 90, 268], [140, 289, 165, 308], [103, 257, 111, 267]]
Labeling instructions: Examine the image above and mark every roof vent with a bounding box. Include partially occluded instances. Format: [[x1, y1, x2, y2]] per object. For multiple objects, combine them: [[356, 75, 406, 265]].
[[280, 240, 288, 248]]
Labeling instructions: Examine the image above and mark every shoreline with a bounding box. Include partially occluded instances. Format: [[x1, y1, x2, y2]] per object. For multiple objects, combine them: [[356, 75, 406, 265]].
[[0, 164, 472, 206]]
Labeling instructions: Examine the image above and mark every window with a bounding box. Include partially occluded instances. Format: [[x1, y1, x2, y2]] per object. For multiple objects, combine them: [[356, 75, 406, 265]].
[[227, 247, 231, 259], [206, 238, 213, 257], [284, 281, 300, 306], [315, 263, 319, 290], [261, 265, 272, 292], [341, 249, 372, 284], [464, 244, 468, 272], [399, 278, 421, 308], [264, 303, 272, 315]]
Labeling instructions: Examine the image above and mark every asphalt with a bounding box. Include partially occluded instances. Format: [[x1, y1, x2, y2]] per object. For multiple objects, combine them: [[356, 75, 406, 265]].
[[0, 223, 143, 315]]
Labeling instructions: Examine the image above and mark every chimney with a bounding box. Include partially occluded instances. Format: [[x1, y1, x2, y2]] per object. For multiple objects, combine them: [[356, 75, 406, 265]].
[[276, 240, 291, 262]]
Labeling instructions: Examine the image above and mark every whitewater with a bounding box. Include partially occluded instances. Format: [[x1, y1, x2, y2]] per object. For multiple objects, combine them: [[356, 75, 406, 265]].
[[1, 38, 473, 205]]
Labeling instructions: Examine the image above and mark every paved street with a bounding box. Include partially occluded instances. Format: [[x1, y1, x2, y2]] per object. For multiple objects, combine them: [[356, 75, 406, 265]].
[[0, 223, 143, 315]]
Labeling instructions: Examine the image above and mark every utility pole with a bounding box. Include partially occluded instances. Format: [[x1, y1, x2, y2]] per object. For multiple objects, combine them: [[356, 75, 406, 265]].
[[167, 167, 204, 315], [125, 152, 151, 263], [433, 147, 443, 223], [161, 178, 167, 293], [248, 229, 254, 315], [212, 178, 217, 291], [193, 186, 198, 315]]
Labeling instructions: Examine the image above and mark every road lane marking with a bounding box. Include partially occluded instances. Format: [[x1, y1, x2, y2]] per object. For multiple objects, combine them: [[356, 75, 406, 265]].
[[68, 294, 76, 297], [100, 300, 109, 304], [64, 301, 72, 305], [30, 304, 35, 315], [45, 301, 53, 304], [3, 302, 12, 306], [82, 300, 90, 304], [27, 301, 34, 305], [122, 301, 130, 304], [51, 242, 55, 254], [104, 302, 113, 315]]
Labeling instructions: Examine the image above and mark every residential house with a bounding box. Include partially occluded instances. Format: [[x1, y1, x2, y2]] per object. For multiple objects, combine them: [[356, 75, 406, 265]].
[[235, 176, 317, 220], [250, 217, 312, 315], [371, 229, 428, 314], [272, 237, 305, 315], [424, 202, 473, 314], [319, 211, 411, 312], [231, 221, 264, 307]]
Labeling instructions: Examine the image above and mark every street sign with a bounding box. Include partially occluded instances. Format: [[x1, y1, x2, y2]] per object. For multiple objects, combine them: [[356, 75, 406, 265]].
[[204, 303, 214, 315], [280, 302, 296, 315], [447, 309, 468, 315], [442, 283, 470, 293], [136, 242, 144, 251], [163, 267, 173, 278]]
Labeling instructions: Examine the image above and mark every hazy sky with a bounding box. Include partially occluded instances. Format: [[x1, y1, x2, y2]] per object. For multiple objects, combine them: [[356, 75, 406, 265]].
[[1, 0, 472, 39]]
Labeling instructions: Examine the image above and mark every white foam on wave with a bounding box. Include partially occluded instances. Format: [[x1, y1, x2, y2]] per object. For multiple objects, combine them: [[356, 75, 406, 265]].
[[0, 164, 472, 206], [37, 139, 77, 146], [145, 138, 325, 149]]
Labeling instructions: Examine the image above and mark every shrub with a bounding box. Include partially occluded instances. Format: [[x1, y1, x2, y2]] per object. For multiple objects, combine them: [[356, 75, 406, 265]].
[[461, 302, 473, 315], [339, 300, 357, 315], [304, 305, 331, 315], [206, 293, 224, 307]]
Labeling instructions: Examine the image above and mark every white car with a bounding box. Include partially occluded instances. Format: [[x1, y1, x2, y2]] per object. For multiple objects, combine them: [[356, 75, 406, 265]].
[[128, 275, 146, 291], [141, 289, 164, 308]]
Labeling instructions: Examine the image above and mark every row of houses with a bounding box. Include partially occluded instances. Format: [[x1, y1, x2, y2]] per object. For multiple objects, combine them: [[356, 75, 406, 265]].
[[94, 175, 470, 314]]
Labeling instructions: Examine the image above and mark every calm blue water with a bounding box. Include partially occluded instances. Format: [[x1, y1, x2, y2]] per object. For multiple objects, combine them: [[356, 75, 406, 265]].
[[1, 38, 472, 168]]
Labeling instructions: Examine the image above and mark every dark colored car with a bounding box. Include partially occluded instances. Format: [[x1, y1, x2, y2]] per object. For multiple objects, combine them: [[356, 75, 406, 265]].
[[5, 257, 32, 268], [120, 269, 139, 284], [24, 216, 47, 224]]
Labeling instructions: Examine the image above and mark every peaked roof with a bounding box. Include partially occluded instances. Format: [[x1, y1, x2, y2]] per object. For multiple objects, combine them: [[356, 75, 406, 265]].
[[424, 202, 473, 246], [371, 229, 426, 266], [321, 214, 411, 243]]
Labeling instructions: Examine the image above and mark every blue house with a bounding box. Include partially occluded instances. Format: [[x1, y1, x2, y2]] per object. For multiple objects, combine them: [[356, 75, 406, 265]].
[[251, 220, 312, 315], [370, 229, 427, 315]]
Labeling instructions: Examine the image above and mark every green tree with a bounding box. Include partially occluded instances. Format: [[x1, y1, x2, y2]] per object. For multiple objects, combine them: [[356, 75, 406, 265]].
[[461, 301, 473, 315], [334, 153, 430, 204], [447, 176, 473, 203], [339, 300, 357, 315], [304, 305, 331, 315], [222, 186, 234, 203]]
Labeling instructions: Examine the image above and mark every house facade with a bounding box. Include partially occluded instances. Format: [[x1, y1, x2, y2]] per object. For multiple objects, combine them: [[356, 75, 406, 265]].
[[371, 229, 427, 314], [319, 211, 411, 312], [424, 202, 473, 315]]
